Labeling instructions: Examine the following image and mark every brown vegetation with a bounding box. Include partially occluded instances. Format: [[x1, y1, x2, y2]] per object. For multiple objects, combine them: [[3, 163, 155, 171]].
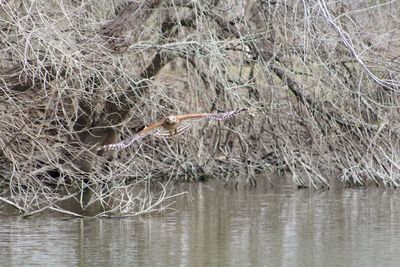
[[1, 0, 400, 216]]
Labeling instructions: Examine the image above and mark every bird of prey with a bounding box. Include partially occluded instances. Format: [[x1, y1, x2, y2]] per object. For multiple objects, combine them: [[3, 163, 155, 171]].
[[98, 108, 248, 151]]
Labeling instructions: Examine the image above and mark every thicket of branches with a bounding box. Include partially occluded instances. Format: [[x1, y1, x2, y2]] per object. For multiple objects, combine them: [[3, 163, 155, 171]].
[[1, 0, 399, 216]]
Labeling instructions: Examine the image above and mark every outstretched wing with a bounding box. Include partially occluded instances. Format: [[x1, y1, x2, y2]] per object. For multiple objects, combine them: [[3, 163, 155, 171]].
[[176, 108, 248, 122], [97, 120, 163, 151], [97, 108, 248, 151]]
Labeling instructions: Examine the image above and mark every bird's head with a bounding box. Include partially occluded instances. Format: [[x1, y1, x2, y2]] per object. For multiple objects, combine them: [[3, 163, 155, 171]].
[[165, 115, 177, 124]]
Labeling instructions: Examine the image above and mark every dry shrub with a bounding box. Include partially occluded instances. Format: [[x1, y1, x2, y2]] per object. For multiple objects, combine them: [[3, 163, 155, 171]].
[[0, 0, 400, 216]]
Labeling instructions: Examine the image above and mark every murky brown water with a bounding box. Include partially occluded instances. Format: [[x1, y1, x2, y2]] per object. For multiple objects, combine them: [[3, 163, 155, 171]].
[[1, 177, 400, 267]]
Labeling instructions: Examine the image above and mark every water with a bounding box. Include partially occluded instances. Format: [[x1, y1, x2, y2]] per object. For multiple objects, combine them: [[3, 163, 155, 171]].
[[1, 178, 400, 267]]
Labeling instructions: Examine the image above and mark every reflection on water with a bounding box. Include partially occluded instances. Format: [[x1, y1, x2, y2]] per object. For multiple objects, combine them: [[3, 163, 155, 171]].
[[1, 177, 400, 266]]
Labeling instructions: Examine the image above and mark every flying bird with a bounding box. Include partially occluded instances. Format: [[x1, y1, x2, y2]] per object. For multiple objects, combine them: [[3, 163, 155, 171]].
[[98, 108, 248, 151]]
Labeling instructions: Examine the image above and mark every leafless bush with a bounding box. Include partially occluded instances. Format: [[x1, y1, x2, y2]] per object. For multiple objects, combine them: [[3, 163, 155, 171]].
[[1, 0, 400, 216]]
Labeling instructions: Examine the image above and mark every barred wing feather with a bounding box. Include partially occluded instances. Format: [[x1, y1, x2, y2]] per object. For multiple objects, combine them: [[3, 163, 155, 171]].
[[153, 121, 192, 137], [97, 131, 154, 151], [205, 108, 248, 121], [97, 121, 163, 151], [177, 108, 248, 122]]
